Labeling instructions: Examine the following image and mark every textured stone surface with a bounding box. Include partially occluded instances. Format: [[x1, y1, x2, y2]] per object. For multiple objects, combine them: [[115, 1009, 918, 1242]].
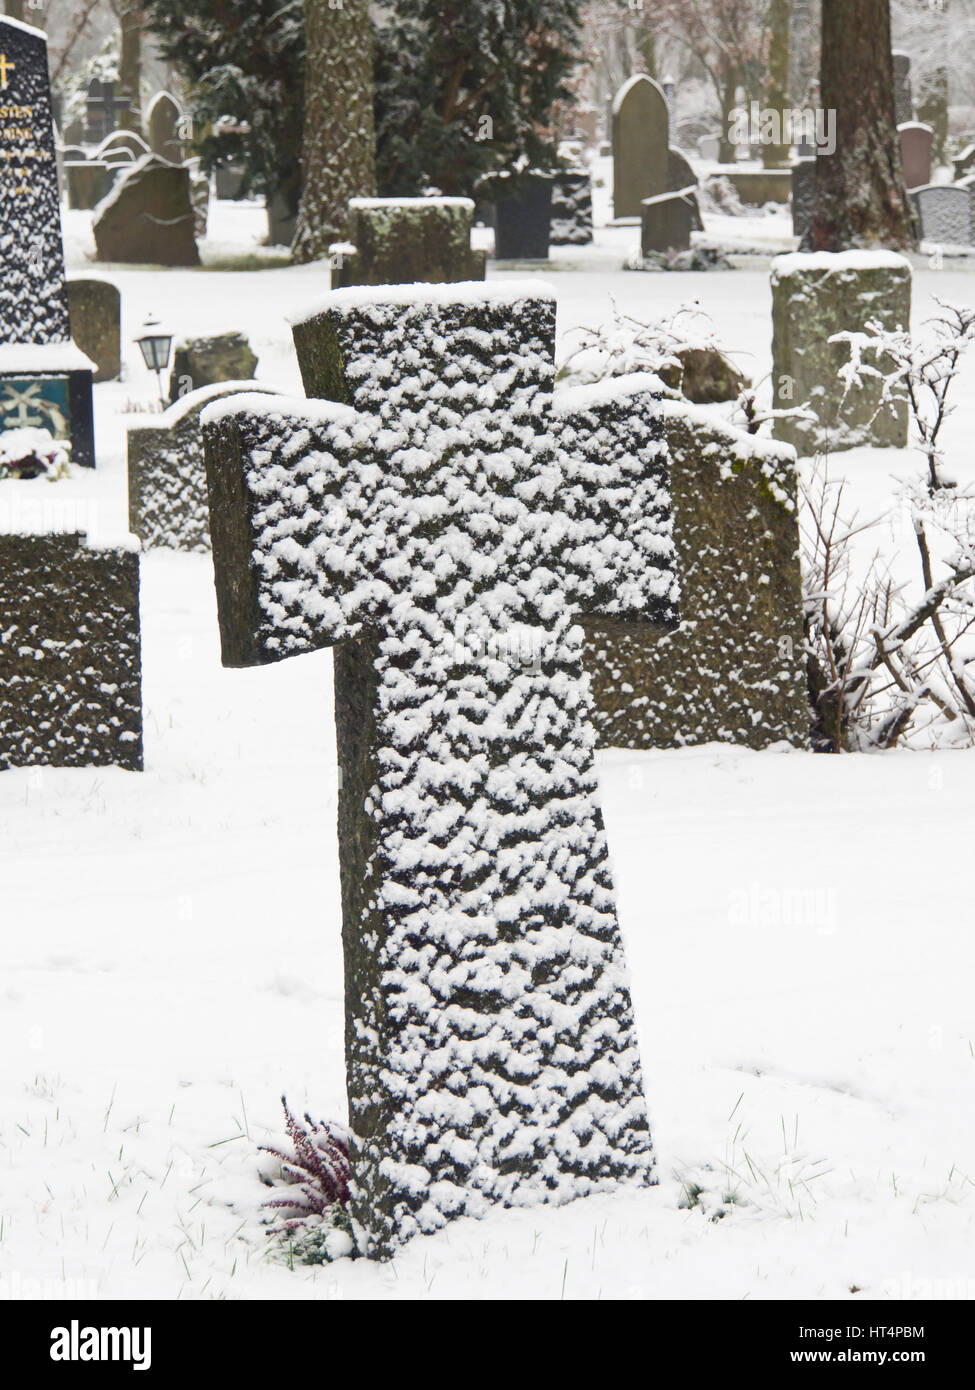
[[67, 277, 121, 383], [771, 251, 912, 454], [0, 18, 70, 344], [899, 122, 933, 190], [65, 160, 114, 210], [204, 285, 678, 1257], [489, 176, 553, 259], [550, 171, 594, 245], [93, 155, 200, 266], [330, 198, 483, 286], [585, 404, 807, 751], [128, 381, 280, 551], [0, 534, 142, 770], [612, 74, 669, 218], [911, 184, 974, 246], [169, 332, 258, 401], [674, 346, 747, 404], [641, 189, 696, 254]]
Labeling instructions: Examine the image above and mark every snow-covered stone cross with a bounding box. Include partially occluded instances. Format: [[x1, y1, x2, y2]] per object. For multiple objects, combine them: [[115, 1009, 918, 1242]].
[[202, 283, 679, 1257]]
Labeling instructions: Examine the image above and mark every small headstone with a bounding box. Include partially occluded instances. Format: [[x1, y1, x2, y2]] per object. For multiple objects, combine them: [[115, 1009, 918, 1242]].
[[330, 197, 485, 286], [952, 144, 975, 181], [0, 533, 143, 772], [771, 250, 912, 454], [612, 74, 670, 218], [549, 171, 594, 246], [66, 278, 121, 383], [0, 18, 95, 470], [266, 188, 297, 248], [215, 162, 247, 200], [899, 122, 934, 190], [911, 184, 973, 247], [585, 408, 806, 751], [168, 331, 258, 402], [791, 157, 816, 241], [893, 52, 913, 126], [127, 381, 281, 552], [489, 174, 553, 259], [146, 91, 184, 164], [65, 160, 115, 210], [203, 283, 677, 1255], [93, 154, 200, 266], [641, 189, 697, 255]]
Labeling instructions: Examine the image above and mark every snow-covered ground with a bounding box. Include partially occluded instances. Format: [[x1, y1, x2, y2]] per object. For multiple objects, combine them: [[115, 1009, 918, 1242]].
[[2, 200, 974, 1302]]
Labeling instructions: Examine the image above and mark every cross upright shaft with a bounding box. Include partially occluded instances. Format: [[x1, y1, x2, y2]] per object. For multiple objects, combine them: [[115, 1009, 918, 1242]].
[[203, 283, 678, 1256]]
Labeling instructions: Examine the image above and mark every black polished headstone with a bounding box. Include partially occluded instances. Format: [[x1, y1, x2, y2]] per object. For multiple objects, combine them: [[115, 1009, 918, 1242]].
[[0, 17, 70, 345]]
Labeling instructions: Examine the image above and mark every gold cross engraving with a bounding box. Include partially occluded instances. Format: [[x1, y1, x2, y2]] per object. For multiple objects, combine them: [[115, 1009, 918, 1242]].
[[0, 55, 15, 91]]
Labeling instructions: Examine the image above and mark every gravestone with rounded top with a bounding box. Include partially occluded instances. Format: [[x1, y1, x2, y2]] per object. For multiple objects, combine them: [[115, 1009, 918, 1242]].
[[66, 278, 121, 382], [612, 75, 669, 218], [899, 122, 934, 190], [911, 184, 974, 247]]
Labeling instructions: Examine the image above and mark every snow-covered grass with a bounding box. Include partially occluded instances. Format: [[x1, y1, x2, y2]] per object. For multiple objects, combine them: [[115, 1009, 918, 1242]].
[[2, 203, 975, 1300]]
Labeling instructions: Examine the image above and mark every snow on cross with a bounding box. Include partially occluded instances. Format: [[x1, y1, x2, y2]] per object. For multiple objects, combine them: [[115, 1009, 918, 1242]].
[[201, 281, 679, 1257]]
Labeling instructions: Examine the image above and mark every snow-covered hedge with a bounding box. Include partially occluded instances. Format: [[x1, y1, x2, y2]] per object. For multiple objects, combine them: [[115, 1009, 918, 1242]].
[[0, 532, 142, 771], [204, 282, 677, 1256]]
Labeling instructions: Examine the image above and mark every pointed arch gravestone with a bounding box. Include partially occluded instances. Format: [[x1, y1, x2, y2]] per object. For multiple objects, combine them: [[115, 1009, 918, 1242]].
[[612, 74, 670, 218], [202, 283, 678, 1256], [146, 91, 185, 164]]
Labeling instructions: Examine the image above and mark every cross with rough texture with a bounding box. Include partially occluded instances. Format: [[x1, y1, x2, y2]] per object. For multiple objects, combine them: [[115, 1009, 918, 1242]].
[[202, 282, 679, 1258]]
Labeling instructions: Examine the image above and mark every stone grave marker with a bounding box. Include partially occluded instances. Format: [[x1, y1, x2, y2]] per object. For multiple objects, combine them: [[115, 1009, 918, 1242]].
[[550, 170, 594, 246], [93, 154, 200, 266], [612, 74, 669, 218], [952, 144, 975, 181], [202, 282, 678, 1255], [487, 174, 554, 259], [168, 331, 258, 401], [85, 77, 129, 143], [772, 250, 912, 454], [0, 16, 96, 469], [911, 184, 974, 247], [97, 129, 150, 163], [668, 148, 698, 192], [65, 159, 114, 210], [330, 197, 485, 286], [66, 278, 121, 383], [0, 533, 143, 771], [899, 122, 934, 190], [128, 381, 280, 552], [641, 188, 698, 255], [215, 162, 247, 200], [893, 52, 913, 126], [146, 91, 185, 164]]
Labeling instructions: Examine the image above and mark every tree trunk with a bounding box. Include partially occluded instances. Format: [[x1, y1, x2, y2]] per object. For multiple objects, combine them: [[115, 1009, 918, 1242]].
[[764, 0, 791, 168], [292, 0, 375, 264], [118, 3, 144, 137], [3, 1, 25, 20], [718, 68, 741, 165], [810, 0, 915, 251]]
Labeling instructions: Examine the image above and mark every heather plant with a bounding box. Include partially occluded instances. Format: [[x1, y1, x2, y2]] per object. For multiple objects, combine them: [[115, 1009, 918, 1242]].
[[258, 1097, 353, 1264]]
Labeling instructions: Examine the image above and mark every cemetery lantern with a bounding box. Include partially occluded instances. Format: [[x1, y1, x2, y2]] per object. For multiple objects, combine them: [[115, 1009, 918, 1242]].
[[135, 315, 174, 403]]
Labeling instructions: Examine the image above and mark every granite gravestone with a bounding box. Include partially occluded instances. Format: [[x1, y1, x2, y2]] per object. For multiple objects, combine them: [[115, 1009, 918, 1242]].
[[93, 154, 200, 266], [489, 174, 553, 259], [66, 278, 121, 382], [0, 17, 95, 468], [202, 283, 678, 1256], [641, 188, 697, 255], [899, 122, 934, 190], [792, 157, 816, 241], [612, 75, 670, 218], [911, 184, 974, 247]]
